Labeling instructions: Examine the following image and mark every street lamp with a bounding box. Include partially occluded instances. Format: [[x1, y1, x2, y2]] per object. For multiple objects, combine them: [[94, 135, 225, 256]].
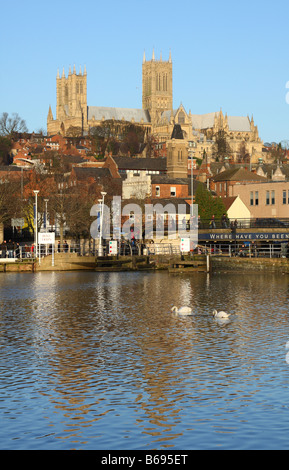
[[33, 190, 40, 258], [44, 199, 49, 232], [98, 191, 107, 256], [44, 198, 49, 256]]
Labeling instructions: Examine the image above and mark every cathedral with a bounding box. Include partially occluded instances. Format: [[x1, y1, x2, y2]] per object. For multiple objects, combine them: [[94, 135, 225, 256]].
[[47, 51, 263, 163]]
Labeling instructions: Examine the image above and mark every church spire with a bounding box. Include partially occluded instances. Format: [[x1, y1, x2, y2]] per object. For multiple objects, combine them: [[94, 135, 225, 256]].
[[169, 49, 172, 63], [152, 48, 155, 61], [47, 105, 53, 121], [143, 50, 146, 63]]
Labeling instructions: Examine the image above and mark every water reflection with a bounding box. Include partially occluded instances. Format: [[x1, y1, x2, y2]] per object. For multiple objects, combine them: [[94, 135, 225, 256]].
[[0, 271, 289, 449]]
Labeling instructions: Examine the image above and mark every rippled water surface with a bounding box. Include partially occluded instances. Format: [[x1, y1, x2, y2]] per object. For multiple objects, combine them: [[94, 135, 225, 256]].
[[0, 270, 289, 449]]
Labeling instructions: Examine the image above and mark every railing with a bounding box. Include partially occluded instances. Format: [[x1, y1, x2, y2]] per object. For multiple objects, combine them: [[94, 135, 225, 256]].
[[200, 242, 287, 258], [146, 243, 180, 255], [198, 218, 289, 230], [1, 239, 289, 262], [0, 245, 35, 260]]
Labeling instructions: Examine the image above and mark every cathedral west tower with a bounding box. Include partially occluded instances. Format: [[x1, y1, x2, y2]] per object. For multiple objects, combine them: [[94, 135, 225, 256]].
[[47, 65, 88, 135]]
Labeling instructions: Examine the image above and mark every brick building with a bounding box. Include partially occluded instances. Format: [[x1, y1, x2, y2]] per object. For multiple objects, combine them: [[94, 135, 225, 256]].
[[211, 167, 267, 197]]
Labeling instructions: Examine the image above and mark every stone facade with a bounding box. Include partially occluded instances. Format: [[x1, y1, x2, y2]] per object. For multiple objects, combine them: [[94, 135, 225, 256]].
[[122, 171, 152, 200], [166, 125, 189, 179], [47, 51, 263, 165], [142, 50, 173, 128], [190, 110, 263, 163], [229, 180, 289, 219], [47, 66, 88, 136]]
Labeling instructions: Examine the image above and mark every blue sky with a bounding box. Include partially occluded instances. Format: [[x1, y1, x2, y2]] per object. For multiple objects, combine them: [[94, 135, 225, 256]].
[[1, 0, 289, 143]]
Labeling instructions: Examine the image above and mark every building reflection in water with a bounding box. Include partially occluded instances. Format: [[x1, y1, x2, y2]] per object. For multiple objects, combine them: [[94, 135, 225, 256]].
[[10, 270, 289, 448]]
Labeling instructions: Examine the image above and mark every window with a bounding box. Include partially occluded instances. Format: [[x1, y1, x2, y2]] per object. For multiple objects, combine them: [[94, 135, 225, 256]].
[[255, 191, 259, 206], [178, 111, 185, 125], [250, 191, 254, 206], [267, 190, 275, 205], [283, 190, 286, 204], [170, 186, 176, 197], [156, 186, 160, 197]]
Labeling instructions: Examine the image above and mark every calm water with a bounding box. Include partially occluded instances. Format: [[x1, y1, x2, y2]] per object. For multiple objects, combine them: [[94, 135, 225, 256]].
[[0, 270, 289, 450]]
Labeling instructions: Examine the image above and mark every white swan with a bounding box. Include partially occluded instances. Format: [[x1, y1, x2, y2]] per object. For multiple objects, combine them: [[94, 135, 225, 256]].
[[171, 306, 192, 315], [213, 309, 230, 319]]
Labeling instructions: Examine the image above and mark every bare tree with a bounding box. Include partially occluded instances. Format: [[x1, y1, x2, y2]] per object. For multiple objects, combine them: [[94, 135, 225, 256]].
[[212, 130, 232, 161], [238, 142, 250, 163], [0, 180, 21, 225], [90, 120, 145, 157], [0, 112, 28, 136], [0, 136, 13, 165]]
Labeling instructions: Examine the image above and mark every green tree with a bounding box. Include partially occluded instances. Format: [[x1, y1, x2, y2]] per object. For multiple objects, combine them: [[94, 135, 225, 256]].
[[195, 184, 226, 221]]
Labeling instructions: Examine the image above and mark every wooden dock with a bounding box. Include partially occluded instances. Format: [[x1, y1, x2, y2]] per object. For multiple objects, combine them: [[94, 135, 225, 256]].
[[168, 255, 211, 273], [0, 259, 36, 272], [95, 255, 155, 271]]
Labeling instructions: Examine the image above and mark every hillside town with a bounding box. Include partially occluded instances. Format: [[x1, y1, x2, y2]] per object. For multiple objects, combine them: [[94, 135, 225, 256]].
[[1, 51, 289, 256], [4, 0, 289, 452], [1, 123, 289, 247]]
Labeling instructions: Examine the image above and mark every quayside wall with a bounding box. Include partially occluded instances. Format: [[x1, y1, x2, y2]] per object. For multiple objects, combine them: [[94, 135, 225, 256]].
[[2, 254, 289, 274], [211, 256, 289, 273]]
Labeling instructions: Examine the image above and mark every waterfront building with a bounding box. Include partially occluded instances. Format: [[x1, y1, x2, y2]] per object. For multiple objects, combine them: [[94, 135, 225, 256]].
[[221, 196, 252, 221], [211, 167, 267, 198], [229, 180, 289, 220]]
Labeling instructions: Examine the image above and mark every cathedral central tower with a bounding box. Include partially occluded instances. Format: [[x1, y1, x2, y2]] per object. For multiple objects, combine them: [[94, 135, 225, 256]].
[[142, 50, 173, 127]]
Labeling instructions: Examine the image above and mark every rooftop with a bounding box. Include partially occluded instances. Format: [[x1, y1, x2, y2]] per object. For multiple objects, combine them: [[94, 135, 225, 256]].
[[213, 167, 267, 182], [191, 112, 252, 132], [88, 106, 150, 124]]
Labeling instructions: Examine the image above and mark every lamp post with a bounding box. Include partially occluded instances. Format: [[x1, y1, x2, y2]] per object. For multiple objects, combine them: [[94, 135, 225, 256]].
[[190, 150, 194, 238], [98, 191, 107, 256], [44, 199, 49, 232], [44, 198, 49, 256], [33, 190, 40, 258]]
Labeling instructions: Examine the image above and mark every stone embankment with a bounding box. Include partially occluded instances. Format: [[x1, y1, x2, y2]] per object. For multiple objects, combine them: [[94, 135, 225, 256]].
[[212, 256, 289, 273], [1, 253, 289, 274]]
